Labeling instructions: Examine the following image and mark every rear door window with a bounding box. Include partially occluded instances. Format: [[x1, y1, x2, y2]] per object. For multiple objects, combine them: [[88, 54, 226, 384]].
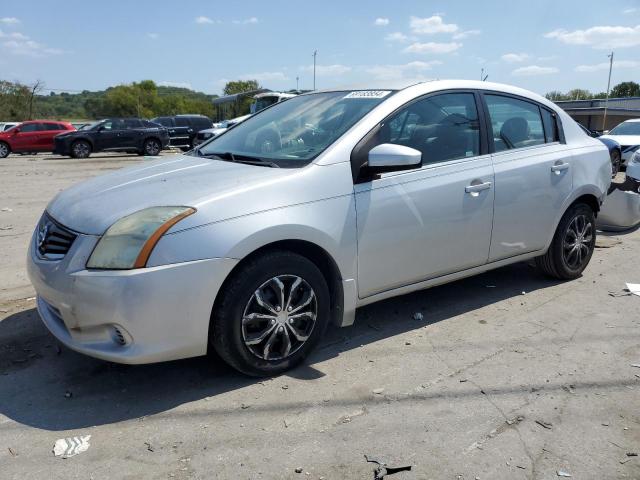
[[124, 118, 142, 129], [43, 123, 61, 131], [484, 95, 545, 152], [541, 108, 559, 143], [175, 117, 190, 127]]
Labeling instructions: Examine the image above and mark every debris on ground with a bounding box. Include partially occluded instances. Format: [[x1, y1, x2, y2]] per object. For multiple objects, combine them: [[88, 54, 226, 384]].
[[595, 237, 622, 248], [631, 364, 640, 368], [295, 467, 303, 473], [8, 447, 17, 457], [52, 435, 91, 458], [627, 452, 638, 457], [281, 385, 289, 390], [1, 207, 13, 212], [412, 312, 423, 321], [372, 388, 385, 395], [144, 442, 154, 452], [556, 470, 572, 477], [364, 455, 412, 480], [535, 420, 553, 429]]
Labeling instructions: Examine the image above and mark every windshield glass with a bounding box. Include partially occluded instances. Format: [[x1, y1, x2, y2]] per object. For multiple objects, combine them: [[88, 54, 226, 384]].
[[197, 91, 393, 167], [82, 120, 103, 131], [254, 96, 279, 112], [609, 121, 640, 136]]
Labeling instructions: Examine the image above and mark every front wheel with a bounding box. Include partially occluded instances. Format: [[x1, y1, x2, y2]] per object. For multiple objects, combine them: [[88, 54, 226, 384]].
[[143, 138, 161, 156], [210, 251, 330, 377], [70, 140, 91, 158], [0, 142, 10, 158], [535, 203, 596, 279]]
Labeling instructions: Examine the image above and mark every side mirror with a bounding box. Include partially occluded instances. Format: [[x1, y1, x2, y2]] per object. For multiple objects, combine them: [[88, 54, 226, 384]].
[[367, 143, 422, 172]]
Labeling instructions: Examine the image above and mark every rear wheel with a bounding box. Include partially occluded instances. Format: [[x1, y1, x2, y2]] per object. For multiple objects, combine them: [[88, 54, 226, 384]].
[[70, 140, 91, 159], [535, 203, 596, 279], [143, 138, 161, 156], [0, 142, 10, 158], [210, 250, 330, 377], [610, 149, 621, 177]]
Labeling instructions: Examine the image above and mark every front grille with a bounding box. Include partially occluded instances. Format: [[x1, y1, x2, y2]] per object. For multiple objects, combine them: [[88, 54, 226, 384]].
[[36, 213, 77, 260]]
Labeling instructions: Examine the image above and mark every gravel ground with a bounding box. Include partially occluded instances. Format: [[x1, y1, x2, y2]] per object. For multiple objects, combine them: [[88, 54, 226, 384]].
[[0, 153, 639, 479]]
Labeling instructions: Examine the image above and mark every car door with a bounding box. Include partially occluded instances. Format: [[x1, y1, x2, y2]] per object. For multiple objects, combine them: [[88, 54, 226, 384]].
[[40, 123, 63, 151], [173, 117, 193, 147], [94, 120, 120, 151], [11, 123, 43, 151], [354, 91, 495, 298], [483, 93, 573, 261], [122, 118, 144, 149]]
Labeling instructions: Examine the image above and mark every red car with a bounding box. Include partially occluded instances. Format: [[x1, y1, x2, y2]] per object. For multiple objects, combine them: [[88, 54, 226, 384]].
[[0, 120, 75, 158]]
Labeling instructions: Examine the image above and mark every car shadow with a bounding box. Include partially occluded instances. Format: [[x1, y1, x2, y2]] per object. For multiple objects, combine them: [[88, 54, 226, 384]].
[[0, 262, 565, 431]]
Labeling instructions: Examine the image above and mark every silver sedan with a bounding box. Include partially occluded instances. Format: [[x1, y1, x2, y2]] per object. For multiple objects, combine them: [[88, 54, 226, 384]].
[[27, 80, 611, 376]]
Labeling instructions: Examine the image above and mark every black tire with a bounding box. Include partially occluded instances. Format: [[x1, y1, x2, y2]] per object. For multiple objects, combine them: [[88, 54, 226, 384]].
[[70, 140, 91, 159], [210, 250, 330, 377], [143, 138, 161, 156], [535, 203, 596, 279], [610, 149, 621, 178], [0, 142, 10, 158]]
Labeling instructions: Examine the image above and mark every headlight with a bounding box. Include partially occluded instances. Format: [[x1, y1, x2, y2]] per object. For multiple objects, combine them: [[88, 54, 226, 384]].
[[87, 206, 196, 269], [631, 151, 640, 164]]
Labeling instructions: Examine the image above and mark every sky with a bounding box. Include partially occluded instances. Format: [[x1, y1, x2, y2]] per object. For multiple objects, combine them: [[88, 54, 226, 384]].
[[1, 0, 640, 97]]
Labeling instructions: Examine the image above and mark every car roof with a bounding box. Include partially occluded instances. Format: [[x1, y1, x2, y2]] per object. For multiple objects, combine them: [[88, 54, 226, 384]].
[[621, 118, 640, 123]]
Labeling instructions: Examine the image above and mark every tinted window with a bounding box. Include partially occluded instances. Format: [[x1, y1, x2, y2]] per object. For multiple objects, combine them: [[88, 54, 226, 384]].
[[192, 117, 212, 130], [541, 108, 559, 143], [124, 118, 142, 129], [380, 92, 481, 164], [153, 117, 174, 127], [43, 123, 61, 131], [175, 117, 190, 127], [20, 123, 41, 132], [143, 120, 159, 128], [485, 95, 544, 152]]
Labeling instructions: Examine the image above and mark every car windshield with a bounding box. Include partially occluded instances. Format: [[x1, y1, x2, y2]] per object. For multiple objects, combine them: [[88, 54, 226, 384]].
[[609, 122, 640, 136], [81, 121, 103, 130], [197, 90, 393, 167]]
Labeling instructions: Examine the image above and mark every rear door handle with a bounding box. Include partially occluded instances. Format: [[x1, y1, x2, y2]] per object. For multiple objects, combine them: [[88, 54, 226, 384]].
[[551, 162, 570, 173], [465, 181, 492, 193]]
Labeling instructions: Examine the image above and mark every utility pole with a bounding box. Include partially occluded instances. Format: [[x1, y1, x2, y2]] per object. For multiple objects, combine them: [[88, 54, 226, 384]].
[[602, 51, 614, 132], [480, 68, 488, 82], [296, 76, 299, 91], [312, 50, 317, 90]]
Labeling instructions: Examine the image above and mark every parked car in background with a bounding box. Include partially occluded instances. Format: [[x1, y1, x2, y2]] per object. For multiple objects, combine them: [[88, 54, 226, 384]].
[[53, 118, 170, 158], [193, 114, 251, 146], [27, 80, 611, 376], [150, 114, 212, 151], [0, 120, 75, 158], [578, 124, 622, 176], [599, 119, 640, 167], [0, 122, 20, 132], [251, 91, 297, 113]]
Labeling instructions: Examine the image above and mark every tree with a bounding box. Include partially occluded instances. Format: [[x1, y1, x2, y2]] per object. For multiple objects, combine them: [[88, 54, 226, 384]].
[[566, 89, 592, 100], [545, 91, 567, 101], [28, 80, 44, 119], [610, 81, 640, 98], [223, 80, 260, 96]]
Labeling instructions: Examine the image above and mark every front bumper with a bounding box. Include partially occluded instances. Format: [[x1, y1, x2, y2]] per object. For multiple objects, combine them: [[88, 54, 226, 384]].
[[27, 221, 237, 364]]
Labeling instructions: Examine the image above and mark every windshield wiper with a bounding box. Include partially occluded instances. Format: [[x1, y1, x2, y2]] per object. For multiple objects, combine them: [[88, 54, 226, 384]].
[[201, 151, 280, 168]]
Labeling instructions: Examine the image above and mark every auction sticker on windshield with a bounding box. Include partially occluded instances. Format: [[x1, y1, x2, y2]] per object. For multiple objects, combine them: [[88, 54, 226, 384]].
[[344, 90, 391, 99]]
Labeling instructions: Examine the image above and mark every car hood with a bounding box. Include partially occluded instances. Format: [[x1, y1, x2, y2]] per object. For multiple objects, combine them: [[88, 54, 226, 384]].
[[46, 154, 305, 235], [600, 134, 640, 146]]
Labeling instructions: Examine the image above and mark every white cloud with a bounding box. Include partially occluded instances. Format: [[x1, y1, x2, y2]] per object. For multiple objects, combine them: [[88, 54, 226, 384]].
[[410, 15, 458, 35], [0, 17, 20, 25], [501, 52, 529, 63], [545, 25, 640, 49], [233, 17, 259, 25], [623, 7, 637, 13], [0, 30, 63, 56], [385, 32, 411, 43], [301, 64, 351, 76], [195, 16, 216, 24], [574, 60, 639, 72], [158, 81, 192, 89], [239, 71, 288, 82], [374, 17, 389, 26], [404, 41, 462, 54], [365, 60, 442, 81], [453, 29, 481, 40], [512, 65, 559, 76], [147, 32, 159, 39]]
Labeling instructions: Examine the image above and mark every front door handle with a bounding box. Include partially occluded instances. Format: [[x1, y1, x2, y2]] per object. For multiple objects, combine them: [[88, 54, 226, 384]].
[[551, 162, 570, 173], [465, 181, 492, 194]]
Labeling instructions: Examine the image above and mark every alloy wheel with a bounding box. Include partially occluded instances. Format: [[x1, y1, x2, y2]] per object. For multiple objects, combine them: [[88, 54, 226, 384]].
[[0, 143, 8, 158], [73, 142, 89, 158], [562, 214, 593, 270], [241, 275, 318, 361], [145, 140, 160, 156]]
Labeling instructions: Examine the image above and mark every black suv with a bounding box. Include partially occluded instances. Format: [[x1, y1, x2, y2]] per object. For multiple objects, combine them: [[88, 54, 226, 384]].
[[151, 115, 213, 151], [53, 118, 170, 158]]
